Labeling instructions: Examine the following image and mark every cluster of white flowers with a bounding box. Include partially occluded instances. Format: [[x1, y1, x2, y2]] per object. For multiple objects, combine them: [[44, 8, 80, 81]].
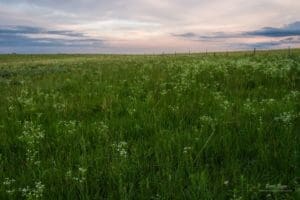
[[7, 88, 68, 114], [262, 64, 289, 78], [18, 121, 45, 165], [283, 90, 300, 101], [168, 105, 179, 113], [45, 90, 66, 112], [183, 146, 192, 154], [58, 120, 78, 135], [2, 178, 45, 199], [94, 121, 109, 134], [112, 141, 128, 158], [66, 166, 87, 184], [243, 99, 257, 115], [261, 183, 289, 195], [173, 66, 196, 94], [17, 121, 46, 198], [212, 91, 231, 111], [199, 115, 215, 127], [6, 96, 16, 112], [151, 193, 162, 200], [274, 112, 298, 126], [127, 107, 137, 116], [260, 98, 276, 107], [19, 121, 44, 146], [52, 101, 66, 111], [221, 100, 231, 111], [20, 181, 45, 200], [2, 178, 16, 195], [159, 82, 168, 96], [17, 89, 37, 112]]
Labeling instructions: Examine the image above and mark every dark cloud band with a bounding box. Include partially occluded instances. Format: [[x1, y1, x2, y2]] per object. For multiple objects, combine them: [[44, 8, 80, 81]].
[[0, 26, 104, 48], [246, 22, 300, 37], [172, 21, 300, 49]]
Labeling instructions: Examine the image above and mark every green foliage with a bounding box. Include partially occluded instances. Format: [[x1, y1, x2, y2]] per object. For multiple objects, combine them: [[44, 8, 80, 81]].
[[0, 50, 299, 199]]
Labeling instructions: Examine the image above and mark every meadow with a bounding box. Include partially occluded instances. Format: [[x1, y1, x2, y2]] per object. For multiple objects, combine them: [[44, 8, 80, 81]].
[[0, 50, 299, 199]]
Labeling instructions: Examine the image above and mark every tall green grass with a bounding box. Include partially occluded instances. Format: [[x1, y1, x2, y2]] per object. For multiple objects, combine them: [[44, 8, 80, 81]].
[[0, 50, 299, 199]]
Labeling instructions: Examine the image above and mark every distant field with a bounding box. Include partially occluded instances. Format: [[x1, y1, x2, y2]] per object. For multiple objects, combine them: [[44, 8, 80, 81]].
[[0, 50, 299, 199]]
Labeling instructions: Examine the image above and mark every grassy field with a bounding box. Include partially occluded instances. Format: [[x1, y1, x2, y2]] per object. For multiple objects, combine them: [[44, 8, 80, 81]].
[[0, 50, 299, 199]]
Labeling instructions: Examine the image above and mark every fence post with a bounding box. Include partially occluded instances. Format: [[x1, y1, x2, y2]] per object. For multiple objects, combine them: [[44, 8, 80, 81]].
[[253, 48, 256, 55]]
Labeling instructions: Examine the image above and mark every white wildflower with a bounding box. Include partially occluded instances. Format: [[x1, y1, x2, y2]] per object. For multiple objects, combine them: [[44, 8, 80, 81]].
[[3, 178, 16, 186], [274, 112, 296, 126], [183, 146, 192, 154], [20, 181, 45, 200], [112, 141, 128, 158], [224, 180, 229, 185], [18, 121, 44, 166]]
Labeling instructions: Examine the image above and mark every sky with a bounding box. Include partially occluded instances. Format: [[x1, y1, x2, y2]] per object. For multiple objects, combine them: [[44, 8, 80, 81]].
[[0, 0, 300, 53]]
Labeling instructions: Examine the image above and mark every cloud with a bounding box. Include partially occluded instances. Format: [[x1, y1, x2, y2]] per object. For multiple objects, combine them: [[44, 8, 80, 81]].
[[172, 21, 300, 49], [246, 21, 300, 37], [174, 21, 300, 39], [172, 32, 197, 38], [173, 21, 300, 41], [0, 25, 104, 48], [233, 36, 300, 49], [0, 0, 300, 53]]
